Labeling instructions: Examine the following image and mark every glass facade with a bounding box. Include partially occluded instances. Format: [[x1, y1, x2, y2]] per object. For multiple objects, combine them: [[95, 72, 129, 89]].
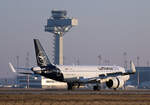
[[128, 67, 150, 89], [17, 75, 42, 88]]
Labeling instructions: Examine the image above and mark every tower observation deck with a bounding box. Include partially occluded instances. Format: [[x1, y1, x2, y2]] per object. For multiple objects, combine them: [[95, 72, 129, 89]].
[[45, 10, 78, 65]]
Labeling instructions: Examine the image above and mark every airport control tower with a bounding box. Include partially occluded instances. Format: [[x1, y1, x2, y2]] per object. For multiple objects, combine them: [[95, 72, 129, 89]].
[[45, 10, 78, 65]]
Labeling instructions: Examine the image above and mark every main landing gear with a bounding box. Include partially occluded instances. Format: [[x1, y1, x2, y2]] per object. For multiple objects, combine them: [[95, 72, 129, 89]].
[[67, 83, 80, 90], [93, 84, 101, 91], [67, 83, 73, 90], [67, 83, 75, 90], [67, 83, 101, 91]]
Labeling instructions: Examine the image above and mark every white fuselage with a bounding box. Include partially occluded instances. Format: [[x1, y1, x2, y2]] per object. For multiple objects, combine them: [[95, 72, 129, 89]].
[[56, 65, 128, 82]]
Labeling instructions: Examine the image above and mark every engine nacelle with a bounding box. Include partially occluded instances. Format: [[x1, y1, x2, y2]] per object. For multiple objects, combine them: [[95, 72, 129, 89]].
[[106, 77, 124, 89], [32, 67, 42, 74]]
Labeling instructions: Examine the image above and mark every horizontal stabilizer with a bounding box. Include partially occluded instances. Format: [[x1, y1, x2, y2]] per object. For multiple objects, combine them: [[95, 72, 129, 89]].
[[17, 68, 31, 71], [18, 72, 33, 75], [9, 62, 33, 75]]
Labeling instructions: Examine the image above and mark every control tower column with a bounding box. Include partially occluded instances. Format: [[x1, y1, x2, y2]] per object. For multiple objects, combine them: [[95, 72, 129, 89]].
[[59, 33, 63, 65], [54, 33, 63, 65]]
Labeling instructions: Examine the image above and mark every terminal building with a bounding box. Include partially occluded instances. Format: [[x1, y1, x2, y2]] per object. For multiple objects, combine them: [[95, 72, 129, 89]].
[[17, 75, 41, 88], [128, 67, 150, 89], [17, 75, 66, 88]]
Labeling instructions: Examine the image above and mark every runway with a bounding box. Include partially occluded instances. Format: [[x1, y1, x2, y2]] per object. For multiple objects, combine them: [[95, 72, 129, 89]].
[[0, 88, 150, 95], [0, 88, 150, 105]]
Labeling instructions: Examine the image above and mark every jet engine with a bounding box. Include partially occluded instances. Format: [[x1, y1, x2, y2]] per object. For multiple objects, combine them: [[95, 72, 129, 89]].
[[106, 77, 124, 89], [31, 67, 42, 74]]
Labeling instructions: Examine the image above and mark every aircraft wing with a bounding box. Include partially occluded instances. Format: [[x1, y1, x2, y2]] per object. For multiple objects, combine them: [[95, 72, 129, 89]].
[[122, 61, 136, 75], [79, 61, 136, 83]]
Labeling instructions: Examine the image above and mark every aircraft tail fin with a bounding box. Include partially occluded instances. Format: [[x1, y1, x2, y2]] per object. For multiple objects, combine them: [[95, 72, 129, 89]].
[[34, 39, 52, 67]]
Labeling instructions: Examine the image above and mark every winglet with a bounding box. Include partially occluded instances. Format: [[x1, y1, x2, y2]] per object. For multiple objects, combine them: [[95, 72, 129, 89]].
[[130, 61, 136, 73], [9, 62, 16, 73]]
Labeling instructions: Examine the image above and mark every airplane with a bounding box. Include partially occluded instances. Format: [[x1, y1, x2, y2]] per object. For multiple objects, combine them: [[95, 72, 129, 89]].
[[9, 39, 136, 90]]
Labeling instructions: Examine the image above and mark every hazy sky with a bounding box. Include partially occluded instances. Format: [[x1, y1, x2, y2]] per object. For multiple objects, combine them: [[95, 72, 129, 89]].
[[0, 0, 150, 78]]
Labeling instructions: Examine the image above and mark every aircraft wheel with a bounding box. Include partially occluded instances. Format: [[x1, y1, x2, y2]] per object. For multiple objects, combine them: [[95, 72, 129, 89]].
[[67, 83, 74, 90], [113, 88, 117, 91], [93, 85, 101, 91]]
